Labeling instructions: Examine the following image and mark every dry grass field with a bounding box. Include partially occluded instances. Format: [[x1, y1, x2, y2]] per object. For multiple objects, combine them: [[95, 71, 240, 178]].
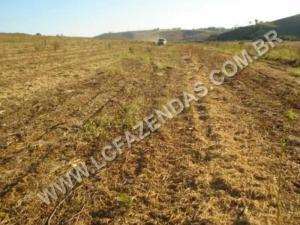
[[0, 34, 299, 225]]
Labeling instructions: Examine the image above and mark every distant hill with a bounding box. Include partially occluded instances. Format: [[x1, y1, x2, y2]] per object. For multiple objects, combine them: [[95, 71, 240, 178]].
[[0, 32, 31, 36], [96, 27, 229, 42], [212, 14, 300, 41]]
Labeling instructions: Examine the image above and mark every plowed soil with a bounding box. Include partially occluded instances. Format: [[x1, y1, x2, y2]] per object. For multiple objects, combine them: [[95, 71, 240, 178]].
[[0, 35, 299, 225]]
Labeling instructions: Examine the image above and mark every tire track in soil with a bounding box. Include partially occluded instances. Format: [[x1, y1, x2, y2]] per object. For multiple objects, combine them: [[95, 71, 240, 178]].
[[86, 62, 182, 225], [92, 52, 224, 224]]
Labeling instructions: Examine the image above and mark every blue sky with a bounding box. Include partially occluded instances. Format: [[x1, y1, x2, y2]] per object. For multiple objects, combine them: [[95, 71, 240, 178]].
[[0, 0, 299, 37]]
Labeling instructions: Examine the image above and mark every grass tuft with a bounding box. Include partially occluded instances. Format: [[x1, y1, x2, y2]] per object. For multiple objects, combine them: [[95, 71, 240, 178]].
[[285, 109, 298, 121], [117, 193, 132, 207], [288, 67, 300, 77]]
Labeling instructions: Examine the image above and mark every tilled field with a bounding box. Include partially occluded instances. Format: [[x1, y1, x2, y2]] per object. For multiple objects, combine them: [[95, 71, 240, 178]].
[[0, 35, 299, 225]]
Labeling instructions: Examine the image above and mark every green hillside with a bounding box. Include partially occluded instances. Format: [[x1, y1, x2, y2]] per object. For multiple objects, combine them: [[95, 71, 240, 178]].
[[212, 14, 300, 41]]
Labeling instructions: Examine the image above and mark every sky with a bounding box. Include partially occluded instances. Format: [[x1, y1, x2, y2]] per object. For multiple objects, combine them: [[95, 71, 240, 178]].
[[0, 0, 299, 37]]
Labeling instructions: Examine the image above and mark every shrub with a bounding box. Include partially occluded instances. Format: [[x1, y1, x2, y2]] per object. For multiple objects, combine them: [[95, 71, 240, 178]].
[[129, 47, 134, 54]]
